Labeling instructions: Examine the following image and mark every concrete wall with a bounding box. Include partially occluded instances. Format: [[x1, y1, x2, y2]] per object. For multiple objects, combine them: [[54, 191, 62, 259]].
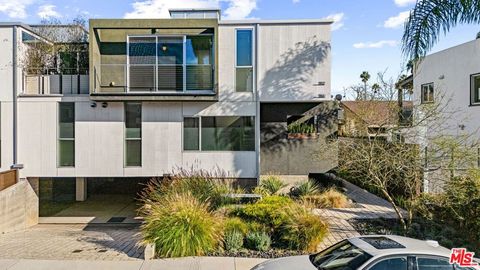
[[0, 28, 14, 172], [0, 180, 38, 233]]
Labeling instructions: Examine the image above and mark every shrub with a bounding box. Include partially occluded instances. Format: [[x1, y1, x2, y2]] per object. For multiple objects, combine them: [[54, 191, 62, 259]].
[[224, 217, 249, 235], [140, 192, 223, 258], [307, 188, 349, 208], [280, 204, 329, 252], [289, 180, 320, 198], [224, 230, 244, 252], [245, 231, 271, 251], [234, 196, 294, 229], [259, 175, 286, 195]]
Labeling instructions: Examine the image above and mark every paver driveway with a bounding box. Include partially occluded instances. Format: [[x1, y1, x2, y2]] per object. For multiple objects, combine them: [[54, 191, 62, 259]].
[[0, 224, 144, 261]]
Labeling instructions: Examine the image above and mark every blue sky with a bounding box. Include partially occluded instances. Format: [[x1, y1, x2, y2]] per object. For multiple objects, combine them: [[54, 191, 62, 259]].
[[0, 0, 478, 96]]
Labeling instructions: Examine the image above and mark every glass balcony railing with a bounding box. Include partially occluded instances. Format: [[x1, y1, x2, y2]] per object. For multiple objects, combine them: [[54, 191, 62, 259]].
[[95, 64, 214, 94]]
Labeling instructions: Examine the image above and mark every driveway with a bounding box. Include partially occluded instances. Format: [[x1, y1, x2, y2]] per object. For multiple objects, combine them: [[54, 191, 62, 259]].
[[0, 224, 143, 261]]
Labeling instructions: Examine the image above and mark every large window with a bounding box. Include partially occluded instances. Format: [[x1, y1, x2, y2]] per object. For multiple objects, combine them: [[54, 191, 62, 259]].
[[471, 73, 480, 104], [235, 29, 254, 92], [183, 116, 255, 151], [58, 103, 75, 167], [421, 83, 434, 104], [125, 103, 142, 166], [128, 35, 213, 92]]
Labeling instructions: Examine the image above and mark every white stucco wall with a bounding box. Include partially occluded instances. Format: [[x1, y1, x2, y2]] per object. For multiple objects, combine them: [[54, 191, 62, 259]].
[[0, 27, 14, 172], [414, 39, 480, 139]]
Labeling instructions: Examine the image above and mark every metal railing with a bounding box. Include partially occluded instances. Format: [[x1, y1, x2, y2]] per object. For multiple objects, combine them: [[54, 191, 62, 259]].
[[22, 68, 89, 95]]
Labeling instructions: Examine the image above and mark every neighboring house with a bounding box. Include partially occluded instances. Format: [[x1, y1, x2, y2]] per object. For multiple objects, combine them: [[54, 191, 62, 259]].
[[338, 101, 411, 139], [0, 9, 337, 218], [411, 37, 480, 192]]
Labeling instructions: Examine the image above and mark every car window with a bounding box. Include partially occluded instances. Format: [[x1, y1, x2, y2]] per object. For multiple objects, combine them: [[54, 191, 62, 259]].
[[417, 257, 453, 270], [311, 240, 372, 270], [369, 257, 407, 270]]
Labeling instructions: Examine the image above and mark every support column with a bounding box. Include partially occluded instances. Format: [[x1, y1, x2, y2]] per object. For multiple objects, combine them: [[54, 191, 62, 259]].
[[76, 177, 87, 201]]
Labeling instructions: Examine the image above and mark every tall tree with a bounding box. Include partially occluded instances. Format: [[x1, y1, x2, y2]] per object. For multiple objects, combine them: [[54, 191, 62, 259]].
[[360, 71, 371, 100], [402, 0, 480, 60]]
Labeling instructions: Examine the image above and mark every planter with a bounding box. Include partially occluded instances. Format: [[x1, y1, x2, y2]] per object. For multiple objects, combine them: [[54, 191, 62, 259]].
[[287, 133, 318, 140]]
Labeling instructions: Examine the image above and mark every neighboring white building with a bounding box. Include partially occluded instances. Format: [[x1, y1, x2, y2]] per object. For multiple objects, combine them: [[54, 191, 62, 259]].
[[0, 10, 337, 219]]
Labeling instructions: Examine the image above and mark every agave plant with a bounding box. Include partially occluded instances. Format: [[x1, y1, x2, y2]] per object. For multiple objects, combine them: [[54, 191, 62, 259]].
[[259, 175, 286, 195], [289, 179, 321, 198]]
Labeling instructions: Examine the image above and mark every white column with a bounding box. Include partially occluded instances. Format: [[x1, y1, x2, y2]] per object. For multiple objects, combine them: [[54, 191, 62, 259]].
[[75, 177, 87, 201]]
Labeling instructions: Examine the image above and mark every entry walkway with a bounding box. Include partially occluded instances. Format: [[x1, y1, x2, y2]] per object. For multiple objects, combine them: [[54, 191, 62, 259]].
[[316, 179, 406, 249], [0, 257, 267, 270]]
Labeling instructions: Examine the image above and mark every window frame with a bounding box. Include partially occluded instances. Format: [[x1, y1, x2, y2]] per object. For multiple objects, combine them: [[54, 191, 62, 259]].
[[126, 34, 214, 93], [420, 82, 435, 104], [124, 102, 142, 167], [234, 27, 255, 93], [57, 102, 75, 168], [182, 116, 256, 152], [470, 72, 480, 106]]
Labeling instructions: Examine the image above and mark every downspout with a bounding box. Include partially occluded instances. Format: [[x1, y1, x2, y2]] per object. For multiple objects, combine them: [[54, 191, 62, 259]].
[[255, 23, 260, 185], [12, 26, 18, 167]]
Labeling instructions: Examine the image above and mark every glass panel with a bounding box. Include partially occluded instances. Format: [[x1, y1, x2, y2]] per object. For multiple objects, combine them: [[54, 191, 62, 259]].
[[184, 118, 199, 151], [474, 75, 480, 102], [125, 103, 141, 139], [311, 240, 373, 270], [129, 65, 155, 91], [236, 29, 252, 66], [369, 258, 407, 270], [59, 103, 74, 139], [125, 140, 141, 166], [186, 65, 213, 90], [157, 66, 183, 91], [236, 67, 253, 92], [201, 116, 255, 151], [129, 37, 156, 65], [186, 36, 212, 65], [58, 140, 74, 167], [417, 257, 453, 270], [157, 37, 183, 65]]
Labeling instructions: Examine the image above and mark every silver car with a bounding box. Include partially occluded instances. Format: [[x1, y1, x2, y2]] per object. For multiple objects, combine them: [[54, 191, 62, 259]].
[[250, 235, 479, 270]]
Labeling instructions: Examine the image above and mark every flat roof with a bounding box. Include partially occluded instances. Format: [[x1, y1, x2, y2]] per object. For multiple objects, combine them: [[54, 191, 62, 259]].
[[169, 8, 221, 12], [219, 19, 334, 25]]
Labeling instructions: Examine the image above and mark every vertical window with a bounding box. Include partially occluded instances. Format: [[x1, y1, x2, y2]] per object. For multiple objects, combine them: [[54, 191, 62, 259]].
[[125, 103, 142, 166], [471, 73, 480, 104], [58, 103, 75, 167], [236, 29, 254, 92], [157, 37, 184, 91], [128, 37, 156, 92], [421, 83, 434, 104], [183, 117, 200, 151], [186, 36, 213, 91]]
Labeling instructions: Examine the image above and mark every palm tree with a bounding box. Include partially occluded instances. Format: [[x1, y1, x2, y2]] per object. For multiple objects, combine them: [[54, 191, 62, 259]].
[[402, 0, 480, 60], [360, 71, 371, 99]]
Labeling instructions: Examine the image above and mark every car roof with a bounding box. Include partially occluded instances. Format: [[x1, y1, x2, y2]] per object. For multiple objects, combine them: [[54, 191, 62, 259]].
[[348, 235, 452, 257]]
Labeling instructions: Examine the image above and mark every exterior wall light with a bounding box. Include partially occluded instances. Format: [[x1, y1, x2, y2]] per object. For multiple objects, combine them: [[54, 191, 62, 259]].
[[90, 102, 97, 108], [102, 102, 108, 108]]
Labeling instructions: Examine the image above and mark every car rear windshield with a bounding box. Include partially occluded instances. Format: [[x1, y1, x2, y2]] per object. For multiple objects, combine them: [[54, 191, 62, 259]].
[[310, 240, 373, 270]]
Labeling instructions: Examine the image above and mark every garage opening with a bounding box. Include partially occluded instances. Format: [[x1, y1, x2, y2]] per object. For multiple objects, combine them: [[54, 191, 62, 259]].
[[38, 177, 150, 224]]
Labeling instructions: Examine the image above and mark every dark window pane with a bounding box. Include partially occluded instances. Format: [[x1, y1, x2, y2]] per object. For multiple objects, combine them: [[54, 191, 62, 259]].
[[157, 37, 183, 65], [129, 37, 156, 65], [473, 75, 480, 103], [129, 65, 155, 91], [158, 66, 183, 91], [186, 65, 213, 90], [125, 103, 141, 139], [58, 140, 74, 167], [125, 140, 141, 166], [370, 258, 407, 270], [417, 257, 453, 270], [236, 30, 252, 66], [236, 67, 253, 92], [186, 36, 212, 65], [184, 118, 199, 151], [201, 116, 255, 151]]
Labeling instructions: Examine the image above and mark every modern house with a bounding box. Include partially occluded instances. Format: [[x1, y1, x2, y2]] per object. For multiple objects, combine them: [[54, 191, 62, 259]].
[[0, 9, 337, 222], [410, 36, 480, 192]]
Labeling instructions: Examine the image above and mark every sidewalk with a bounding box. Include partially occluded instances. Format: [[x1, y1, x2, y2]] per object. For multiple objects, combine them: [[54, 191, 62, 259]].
[[0, 257, 267, 270]]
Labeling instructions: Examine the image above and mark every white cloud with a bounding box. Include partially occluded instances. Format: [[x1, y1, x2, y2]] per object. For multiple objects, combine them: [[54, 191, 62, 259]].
[[353, 40, 398, 49], [0, 0, 35, 19], [384, 11, 410, 28], [292, 0, 300, 3], [325, 12, 345, 31], [394, 0, 416, 7], [37, 4, 61, 19], [124, 0, 257, 20]]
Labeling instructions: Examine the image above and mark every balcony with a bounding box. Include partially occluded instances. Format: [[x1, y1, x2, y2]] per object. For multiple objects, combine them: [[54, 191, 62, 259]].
[[22, 69, 89, 96]]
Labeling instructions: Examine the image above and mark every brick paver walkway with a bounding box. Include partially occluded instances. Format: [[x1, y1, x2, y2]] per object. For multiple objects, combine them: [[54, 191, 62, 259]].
[[0, 224, 144, 261], [316, 180, 405, 250]]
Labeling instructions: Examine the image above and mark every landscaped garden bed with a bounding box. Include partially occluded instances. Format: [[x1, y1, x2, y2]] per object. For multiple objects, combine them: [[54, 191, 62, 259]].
[[138, 171, 351, 258]]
